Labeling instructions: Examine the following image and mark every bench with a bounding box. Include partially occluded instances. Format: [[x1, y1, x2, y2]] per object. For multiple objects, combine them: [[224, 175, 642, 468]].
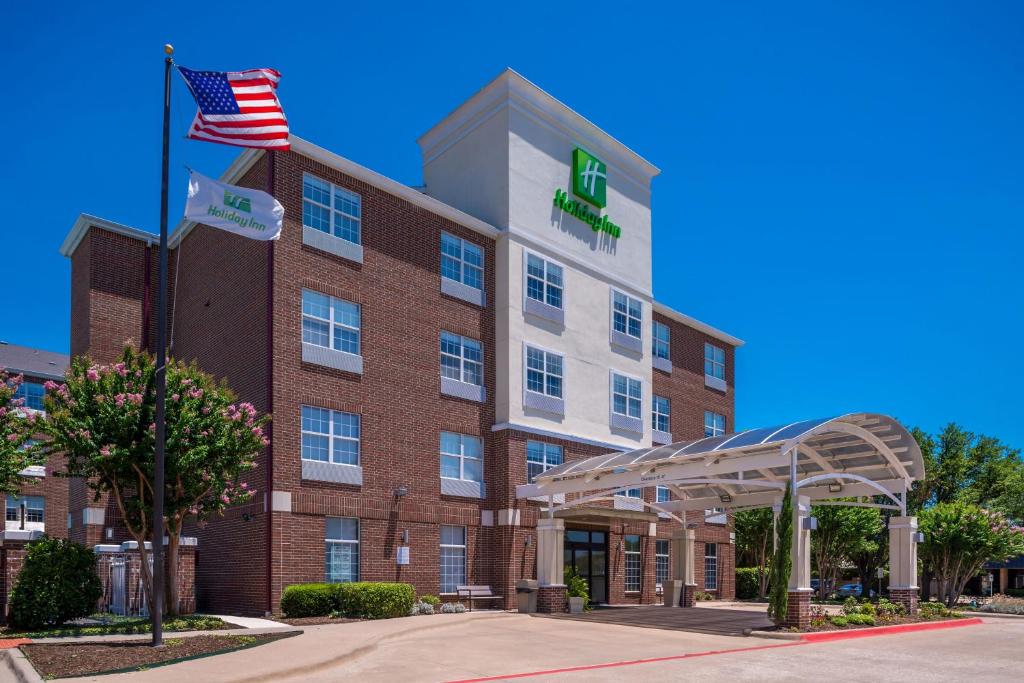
[[456, 585, 503, 611]]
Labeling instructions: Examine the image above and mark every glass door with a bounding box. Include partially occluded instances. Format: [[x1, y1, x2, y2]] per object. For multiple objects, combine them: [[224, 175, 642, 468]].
[[564, 529, 608, 604]]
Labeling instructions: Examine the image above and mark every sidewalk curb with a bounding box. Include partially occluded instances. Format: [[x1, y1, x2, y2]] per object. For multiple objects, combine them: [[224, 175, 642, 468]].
[[0, 648, 43, 683], [30, 625, 301, 644], [798, 617, 983, 642], [747, 630, 803, 641]]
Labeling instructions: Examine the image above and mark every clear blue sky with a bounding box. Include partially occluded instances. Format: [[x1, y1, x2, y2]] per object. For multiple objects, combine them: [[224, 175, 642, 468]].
[[2, 2, 1021, 448]]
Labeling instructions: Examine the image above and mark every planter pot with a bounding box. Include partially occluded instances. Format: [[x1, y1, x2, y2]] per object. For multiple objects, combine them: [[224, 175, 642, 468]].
[[568, 596, 585, 614]]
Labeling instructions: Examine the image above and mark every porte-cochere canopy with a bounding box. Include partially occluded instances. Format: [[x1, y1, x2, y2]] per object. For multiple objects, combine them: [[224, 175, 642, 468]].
[[516, 413, 925, 518]]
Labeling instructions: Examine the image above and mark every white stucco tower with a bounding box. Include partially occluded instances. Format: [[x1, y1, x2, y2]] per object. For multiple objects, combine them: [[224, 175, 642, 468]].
[[418, 69, 661, 450]]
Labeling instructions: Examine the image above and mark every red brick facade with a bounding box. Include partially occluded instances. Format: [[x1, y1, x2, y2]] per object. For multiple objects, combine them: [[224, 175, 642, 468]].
[[65, 147, 739, 615]]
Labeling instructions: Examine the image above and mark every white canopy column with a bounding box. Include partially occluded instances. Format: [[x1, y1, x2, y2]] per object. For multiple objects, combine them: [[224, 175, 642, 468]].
[[789, 495, 812, 592], [536, 517, 565, 586], [888, 516, 920, 614], [664, 529, 697, 607]]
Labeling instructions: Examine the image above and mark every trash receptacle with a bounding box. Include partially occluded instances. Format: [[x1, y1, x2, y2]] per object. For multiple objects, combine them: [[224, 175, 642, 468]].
[[516, 579, 538, 613]]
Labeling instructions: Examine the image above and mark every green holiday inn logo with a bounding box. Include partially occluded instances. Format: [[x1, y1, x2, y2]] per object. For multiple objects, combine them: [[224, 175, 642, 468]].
[[572, 148, 607, 208], [223, 191, 252, 213], [553, 147, 620, 238]]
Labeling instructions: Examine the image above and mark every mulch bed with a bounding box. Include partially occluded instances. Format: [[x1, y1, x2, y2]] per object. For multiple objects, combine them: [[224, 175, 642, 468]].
[[274, 615, 362, 626], [800, 613, 967, 632], [22, 632, 295, 678]]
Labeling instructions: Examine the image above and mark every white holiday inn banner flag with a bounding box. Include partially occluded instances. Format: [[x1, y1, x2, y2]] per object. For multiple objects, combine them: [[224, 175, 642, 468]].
[[184, 170, 283, 240]]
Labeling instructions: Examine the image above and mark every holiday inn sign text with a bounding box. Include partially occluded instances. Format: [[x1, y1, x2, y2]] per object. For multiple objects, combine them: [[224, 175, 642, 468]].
[[553, 148, 622, 239]]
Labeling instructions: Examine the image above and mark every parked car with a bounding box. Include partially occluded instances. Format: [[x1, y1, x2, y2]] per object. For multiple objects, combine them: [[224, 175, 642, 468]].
[[837, 583, 863, 597]]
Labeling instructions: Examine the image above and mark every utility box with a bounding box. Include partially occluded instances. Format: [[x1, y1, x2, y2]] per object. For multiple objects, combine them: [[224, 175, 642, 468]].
[[516, 579, 538, 613]]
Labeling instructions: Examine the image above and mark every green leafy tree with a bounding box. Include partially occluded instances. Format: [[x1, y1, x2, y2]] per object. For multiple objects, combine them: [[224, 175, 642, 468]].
[[9, 536, 102, 629], [810, 503, 883, 600], [0, 369, 42, 495], [767, 483, 793, 624], [40, 347, 268, 616], [919, 502, 1024, 607], [734, 508, 774, 598]]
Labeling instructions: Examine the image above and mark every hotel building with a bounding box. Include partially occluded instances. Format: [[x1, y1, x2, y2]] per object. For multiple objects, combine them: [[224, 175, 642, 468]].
[[60, 69, 742, 614]]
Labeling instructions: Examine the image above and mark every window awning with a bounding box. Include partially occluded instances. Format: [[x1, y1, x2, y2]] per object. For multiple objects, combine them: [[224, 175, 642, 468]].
[[516, 413, 924, 517]]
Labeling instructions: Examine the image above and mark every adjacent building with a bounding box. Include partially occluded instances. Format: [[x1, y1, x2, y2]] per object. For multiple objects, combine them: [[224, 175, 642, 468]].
[[60, 69, 742, 614]]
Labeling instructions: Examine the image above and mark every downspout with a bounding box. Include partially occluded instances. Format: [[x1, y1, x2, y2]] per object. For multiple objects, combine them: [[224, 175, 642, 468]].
[[264, 150, 276, 615]]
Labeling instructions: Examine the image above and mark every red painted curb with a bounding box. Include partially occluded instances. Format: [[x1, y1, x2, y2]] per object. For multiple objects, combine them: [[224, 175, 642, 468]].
[[800, 617, 984, 643], [444, 641, 806, 683], [0, 638, 31, 649]]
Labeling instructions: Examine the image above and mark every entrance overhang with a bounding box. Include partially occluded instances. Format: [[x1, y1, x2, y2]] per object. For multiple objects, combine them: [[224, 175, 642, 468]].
[[517, 413, 924, 515], [555, 506, 658, 525]]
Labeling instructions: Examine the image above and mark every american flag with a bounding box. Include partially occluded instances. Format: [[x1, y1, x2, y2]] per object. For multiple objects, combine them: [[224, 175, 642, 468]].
[[177, 66, 289, 150]]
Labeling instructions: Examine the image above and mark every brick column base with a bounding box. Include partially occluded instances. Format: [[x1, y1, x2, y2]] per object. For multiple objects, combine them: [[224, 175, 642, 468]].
[[537, 585, 567, 613], [784, 590, 812, 629], [889, 588, 919, 615], [682, 584, 696, 607]]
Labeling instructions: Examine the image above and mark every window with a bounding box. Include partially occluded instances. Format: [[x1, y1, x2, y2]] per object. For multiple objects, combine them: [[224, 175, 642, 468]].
[[441, 233, 484, 290], [656, 486, 672, 504], [656, 539, 670, 588], [704, 543, 718, 590], [526, 254, 563, 309], [624, 535, 641, 592], [302, 290, 360, 355], [611, 373, 642, 419], [14, 382, 45, 411], [704, 411, 726, 438], [440, 432, 482, 483], [440, 525, 466, 593], [325, 517, 359, 583], [652, 321, 670, 360], [301, 406, 360, 466], [526, 441, 563, 484], [5, 496, 43, 524], [652, 395, 670, 433], [615, 488, 642, 499], [303, 173, 361, 244], [440, 332, 483, 386], [704, 343, 725, 380], [525, 346, 563, 398], [612, 291, 642, 339]]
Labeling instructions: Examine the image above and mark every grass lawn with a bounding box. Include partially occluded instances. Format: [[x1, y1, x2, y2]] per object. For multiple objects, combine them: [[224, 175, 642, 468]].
[[0, 614, 238, 639]]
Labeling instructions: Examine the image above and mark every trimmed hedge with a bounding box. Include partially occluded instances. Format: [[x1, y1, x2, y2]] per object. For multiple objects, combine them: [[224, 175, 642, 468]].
[[9, 536, 102, 629], [736, 567, 760, 600], [280, 582, 415, 619]]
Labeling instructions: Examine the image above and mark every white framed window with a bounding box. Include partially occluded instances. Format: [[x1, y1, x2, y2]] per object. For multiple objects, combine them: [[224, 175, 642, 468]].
[[325, 517, 359, 583], [704, 543, 718, 590], [301, 406, 360, 466], [526, 253, 564, 309], [6, 495, 44, 525], [624, 534, 641, 592], [612, 290, 642, 339], [302, 290, 360, 355], [440, 332, 483, 386], [611, 373, 642, 419], [652, 395, 670, 433], [652, 321, 670, 360], [440, 432, 482, 483], [704, 411, 726, 438], [526, 441, 563, 483], [525, 346, 563, 398], [656, 486, 672, 504], [704, 343, 725, 380], [655, 539, 670, 588], [303, 173, 361, 245], [441, 233, 484, 290], [440, 525, 467, 593], [14, 382, 45, 411], [615, 488, 642, 499]]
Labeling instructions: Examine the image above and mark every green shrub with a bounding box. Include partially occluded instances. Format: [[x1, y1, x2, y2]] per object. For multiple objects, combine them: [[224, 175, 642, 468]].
[[280, 583, 337, 618], [828, 615, 849, 627], [846, 613, 876, 626], [735, 568, 760, 600], [876, 598, 906, 618], [419, 594, 441, 607], [1005, 588, 1024, 599], [841, 596, 859, 615], [9, 537, 102, 630], [919, 601, 955, 620], [858, 601, 876, 617], [336, 582, 415, 619], [564, 567, 589, 601]]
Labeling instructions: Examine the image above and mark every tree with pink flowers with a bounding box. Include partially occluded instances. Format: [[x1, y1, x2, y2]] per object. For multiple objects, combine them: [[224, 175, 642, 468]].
[[40, 347, 268, 616], [0, 369, 42, 495]]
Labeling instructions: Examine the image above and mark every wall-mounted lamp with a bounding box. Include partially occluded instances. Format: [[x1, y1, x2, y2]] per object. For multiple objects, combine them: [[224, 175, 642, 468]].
[[802, 516, 818, 531], [394, 485, 409, 498], [828, 483, 843, 493], [524, 535, 532, 547], [401, 529, 409, 544], [914, 532, 925, 543], [105, 527, 114, 540], [719, 494, 732, 503]]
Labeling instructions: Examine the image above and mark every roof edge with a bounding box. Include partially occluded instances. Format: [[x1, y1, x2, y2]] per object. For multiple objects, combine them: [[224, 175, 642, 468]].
[[60, 214, 157, 258], [652, 301, 744, 347]]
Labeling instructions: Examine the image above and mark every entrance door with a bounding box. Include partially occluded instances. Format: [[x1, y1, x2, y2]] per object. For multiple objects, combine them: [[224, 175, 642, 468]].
[[564, 529, 608, 604]]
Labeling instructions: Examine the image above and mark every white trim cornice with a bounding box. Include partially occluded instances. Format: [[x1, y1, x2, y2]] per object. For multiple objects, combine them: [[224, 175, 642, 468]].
[[59, 214, 157, 257], [652, 302, 744, 348]]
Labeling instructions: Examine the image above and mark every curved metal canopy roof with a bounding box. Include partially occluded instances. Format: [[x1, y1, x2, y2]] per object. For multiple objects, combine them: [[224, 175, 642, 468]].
[[517, 413, 924, 516]]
